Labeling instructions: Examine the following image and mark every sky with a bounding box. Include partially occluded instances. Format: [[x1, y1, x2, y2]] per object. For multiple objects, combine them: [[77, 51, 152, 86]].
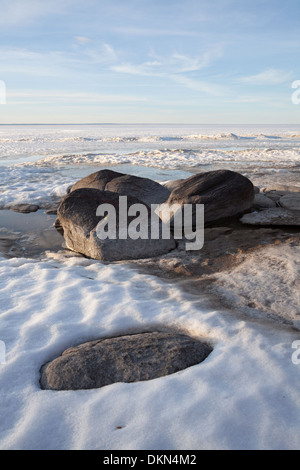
[[0, 0, 300, 124]]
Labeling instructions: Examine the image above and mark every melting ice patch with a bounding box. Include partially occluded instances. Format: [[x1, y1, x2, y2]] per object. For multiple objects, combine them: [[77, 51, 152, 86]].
[[213, 244, 300, 329], [0, 165, 74, 209]]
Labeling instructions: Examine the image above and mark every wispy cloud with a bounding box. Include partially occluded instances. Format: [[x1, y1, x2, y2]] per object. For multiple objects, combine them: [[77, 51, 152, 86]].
[[110, 47, 226, 95], [84, 43, 118, 64], [111, 46, 223, 74], [75, 36, 92, 44], [169, 75, 228, 96], [7, 90, 148, 104], [238, 68, 293, 85], [0, 0, 77, 27], [0, 47, 70, 77], [112, 26, 201, 37], [0, 43, 119, 78]]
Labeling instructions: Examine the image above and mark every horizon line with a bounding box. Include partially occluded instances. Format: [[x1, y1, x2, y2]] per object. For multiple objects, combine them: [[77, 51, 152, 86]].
[[0, 122, 299, 126]]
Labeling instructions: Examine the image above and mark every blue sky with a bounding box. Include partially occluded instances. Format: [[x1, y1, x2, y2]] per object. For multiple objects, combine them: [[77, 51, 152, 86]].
[[0, 0, 300, 124]]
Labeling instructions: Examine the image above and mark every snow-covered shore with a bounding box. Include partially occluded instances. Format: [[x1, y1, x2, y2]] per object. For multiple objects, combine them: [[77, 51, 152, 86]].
[[0, 252, 299, 450]]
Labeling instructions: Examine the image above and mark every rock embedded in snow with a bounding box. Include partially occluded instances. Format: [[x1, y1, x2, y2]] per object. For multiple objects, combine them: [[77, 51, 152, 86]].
[[164, 169, 255, 226], [39, 331, 213, 391], [56, 188, 176, 261], [70, 169, 170, 206], [240, 208, 300, 226]]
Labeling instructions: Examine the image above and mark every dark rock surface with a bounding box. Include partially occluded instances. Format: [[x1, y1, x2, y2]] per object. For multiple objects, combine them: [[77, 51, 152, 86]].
[[106, 174, 170, 206], [165, 170, 255, 226], [70, 169, 170, 206], [162, 179, 185, 192], [70, 169, 125, 192]]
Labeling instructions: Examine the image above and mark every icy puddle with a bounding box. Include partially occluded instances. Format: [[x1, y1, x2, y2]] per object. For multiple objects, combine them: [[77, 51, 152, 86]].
[[0, 209, 64, 259]]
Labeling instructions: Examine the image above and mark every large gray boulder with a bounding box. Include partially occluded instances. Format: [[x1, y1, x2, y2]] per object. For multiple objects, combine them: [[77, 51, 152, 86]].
[[162, 170, 255, 226], [70, 169, 170, 206], [56, 188, 176, 261], [40, 331, 213, 390]]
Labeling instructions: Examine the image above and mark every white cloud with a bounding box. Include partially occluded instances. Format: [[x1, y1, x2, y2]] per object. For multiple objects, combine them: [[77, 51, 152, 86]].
[[239, 68, 293, 85]]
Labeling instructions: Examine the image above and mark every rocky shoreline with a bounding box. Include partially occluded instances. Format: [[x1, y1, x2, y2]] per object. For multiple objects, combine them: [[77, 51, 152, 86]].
[[1, 168, 299, 322], [1, 167, 300, 390]]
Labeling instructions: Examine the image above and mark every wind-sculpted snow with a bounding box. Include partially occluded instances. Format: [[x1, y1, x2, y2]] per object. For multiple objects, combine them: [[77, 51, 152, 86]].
[[0, 253, 299, 449]]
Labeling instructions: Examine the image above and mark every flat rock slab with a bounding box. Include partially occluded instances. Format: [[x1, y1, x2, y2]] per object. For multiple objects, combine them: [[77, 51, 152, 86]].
[[253, 193, 276, 209], [10, 204, 39, 213], [240, 208, 300, 226], [40, 331, 213, 391], [279, 194, 300, 211]]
